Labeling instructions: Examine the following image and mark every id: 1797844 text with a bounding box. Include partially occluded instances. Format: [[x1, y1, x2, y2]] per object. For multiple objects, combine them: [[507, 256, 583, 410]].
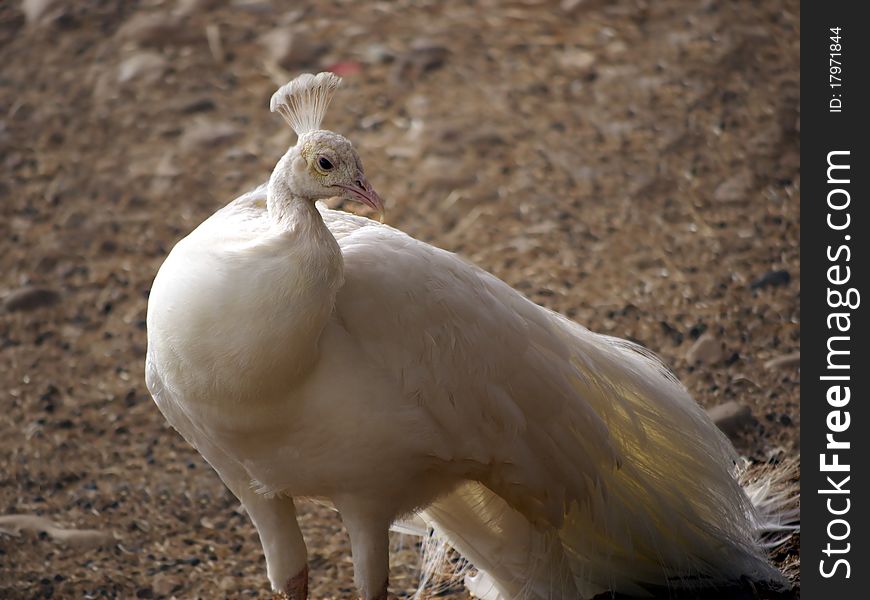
[[830, 27, 843, 113]]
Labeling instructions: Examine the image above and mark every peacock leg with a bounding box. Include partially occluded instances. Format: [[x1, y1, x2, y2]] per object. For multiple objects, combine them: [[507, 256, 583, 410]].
[[223, 483, 307, 598], [334, 496, 392, 600]]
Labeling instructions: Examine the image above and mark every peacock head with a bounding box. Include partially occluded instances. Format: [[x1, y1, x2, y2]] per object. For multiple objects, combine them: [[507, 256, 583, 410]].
[[269, 72, 384, 220]]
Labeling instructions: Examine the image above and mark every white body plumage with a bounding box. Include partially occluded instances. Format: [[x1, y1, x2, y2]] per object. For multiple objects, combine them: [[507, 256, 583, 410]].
[[145, 74, 795, 600]]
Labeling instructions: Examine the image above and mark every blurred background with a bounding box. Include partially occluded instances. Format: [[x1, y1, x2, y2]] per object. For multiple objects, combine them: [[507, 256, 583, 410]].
[[0, 0, 799, 597]]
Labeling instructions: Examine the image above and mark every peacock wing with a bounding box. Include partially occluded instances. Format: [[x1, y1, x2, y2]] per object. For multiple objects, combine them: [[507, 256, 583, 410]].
[[329, 216, 621, 525]]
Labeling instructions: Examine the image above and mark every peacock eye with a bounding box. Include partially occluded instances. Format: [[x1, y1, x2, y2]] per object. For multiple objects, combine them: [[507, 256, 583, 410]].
[[318, 157, 334, 171]]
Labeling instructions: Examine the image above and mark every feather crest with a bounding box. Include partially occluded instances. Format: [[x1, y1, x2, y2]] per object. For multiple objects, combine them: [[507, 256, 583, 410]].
[[270, 72, 342, 136]]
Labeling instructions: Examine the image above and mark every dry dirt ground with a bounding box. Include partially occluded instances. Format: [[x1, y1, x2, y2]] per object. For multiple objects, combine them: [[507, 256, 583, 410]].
[[0, 0, 799, 598]]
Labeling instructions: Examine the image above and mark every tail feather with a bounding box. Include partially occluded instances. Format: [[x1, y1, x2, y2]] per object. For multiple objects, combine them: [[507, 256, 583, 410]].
[[412, 316, 799, 599], [417, 482, 580, 600], [740, 459, 800, 550], [416, 465, 799, 599]]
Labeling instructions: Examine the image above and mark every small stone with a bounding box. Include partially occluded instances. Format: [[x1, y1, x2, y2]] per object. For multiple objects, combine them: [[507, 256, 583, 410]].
[[390, 40, 449, 84], [131, 519, 151, 533], [559, 49, 596, 71], [685, 333, 723, 365], [260, 28, 324, 70], [0, 514, 113, 548], [362, 43, 394, 64], [713, 171, 754, 203], [35, 255, 59, 273], [21, 0, 64, 24], [560, 0, 587, 13], [419, 156, 475, 193], [99, 239, 118, 254], [152, 573, 175, 596], [778, 151, 800, 172], [175, 0, 221, 16], [764, 352, 799, 370], [231, 0, 276, 14], [409, 39, 449, 69], [659, 321, 684, 345], [707, 401, 753, 437], [117, 52, 168, 84], [174, 96, 216, 114], [750, 269, 791, 290], [218, 576, 236, 591], [155, 153, 183, 177], [205, 23, 224, 63], [3, 286, 61, 312], [605, 40, 628, 57], [180, 121, 241, 150], [117, 13, 185, 47]]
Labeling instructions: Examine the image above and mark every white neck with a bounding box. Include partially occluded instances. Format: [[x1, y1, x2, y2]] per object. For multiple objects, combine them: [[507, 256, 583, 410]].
[[257, 164, 345, 384], [268, 180, 343, 283], [267, 180, 319, 229]]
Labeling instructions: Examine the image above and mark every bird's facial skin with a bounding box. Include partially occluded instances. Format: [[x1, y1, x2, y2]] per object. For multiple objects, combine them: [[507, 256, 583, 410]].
[[297, 131, 385, 221]]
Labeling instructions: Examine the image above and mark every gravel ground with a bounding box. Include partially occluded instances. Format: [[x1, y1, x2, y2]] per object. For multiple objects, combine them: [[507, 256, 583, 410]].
[[1, 0, 799, 598]]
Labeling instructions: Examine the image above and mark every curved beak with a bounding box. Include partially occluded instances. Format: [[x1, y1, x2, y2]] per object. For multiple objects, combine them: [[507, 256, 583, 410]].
[[335, 175, 385, 222]]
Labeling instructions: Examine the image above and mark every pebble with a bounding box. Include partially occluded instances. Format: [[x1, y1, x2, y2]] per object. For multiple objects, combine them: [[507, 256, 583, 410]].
[[3, 286, 61, 312], [117, 52, 168, 84], [362, 43, 394, 64], [390, 40, 449, 84], [559, 49, 596, 72], [152, 573, 176, 596], [231, 0, 276, 14], [218, 576, 237, 591], [750, 269, 791, 290], [707, 400, 753, 437], [560, 0, 587, 13], [419, 156, 476, 193], [21, 0, 63, 24], [685, 333, 723, 365], [659, 321, 684, 345], [173, 96, 216, 114], [180, 121, 242, 150], [260, 28, 324, 70], [713, 171, 754, 203], [0, 514, 113, 548], [117, 13, 185, 47], [764, 352, 799, 370], [175, 0, 221, 16]]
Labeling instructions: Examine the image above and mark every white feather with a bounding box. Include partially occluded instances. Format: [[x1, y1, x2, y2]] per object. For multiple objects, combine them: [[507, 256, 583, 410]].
[[270, 72, 342, 136], [147, 181, 797, 598]]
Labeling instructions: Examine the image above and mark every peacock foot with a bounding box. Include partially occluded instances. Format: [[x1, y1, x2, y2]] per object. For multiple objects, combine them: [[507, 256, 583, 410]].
[[273, 564, 309, 600]]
